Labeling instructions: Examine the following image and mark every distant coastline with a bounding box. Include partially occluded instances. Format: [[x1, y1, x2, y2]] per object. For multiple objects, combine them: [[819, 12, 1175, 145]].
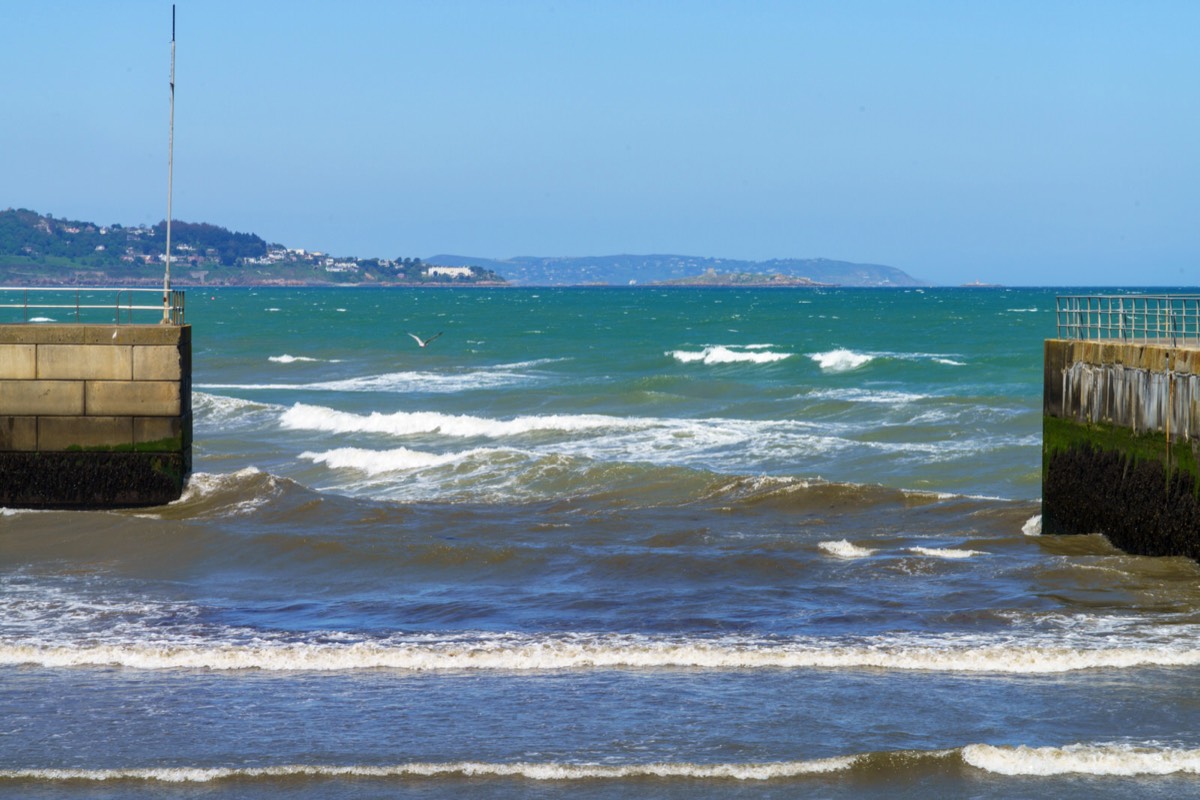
[[1, 207, 927, 288], [653, 268, 837, 288], [0, 208, 505, 288]]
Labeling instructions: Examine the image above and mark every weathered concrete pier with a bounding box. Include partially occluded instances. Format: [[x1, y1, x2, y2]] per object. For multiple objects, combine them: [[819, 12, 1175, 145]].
[[1043, 294, 1200, 558], [0, 289, 190, 508]]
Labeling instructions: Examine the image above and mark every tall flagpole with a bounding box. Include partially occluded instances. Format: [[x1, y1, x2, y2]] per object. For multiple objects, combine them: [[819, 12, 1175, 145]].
[[162, 4, 175, 323]]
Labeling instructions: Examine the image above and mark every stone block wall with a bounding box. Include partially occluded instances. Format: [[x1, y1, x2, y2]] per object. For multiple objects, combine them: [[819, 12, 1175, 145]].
[[0, 324, 191, 508]]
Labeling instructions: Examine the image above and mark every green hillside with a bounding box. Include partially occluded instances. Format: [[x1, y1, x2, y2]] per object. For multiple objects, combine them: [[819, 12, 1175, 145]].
[[0, 209, 505, 286]]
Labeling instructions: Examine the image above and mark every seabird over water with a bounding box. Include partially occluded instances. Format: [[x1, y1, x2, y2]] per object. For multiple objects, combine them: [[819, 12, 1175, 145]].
[[406, 331, 444, 348]]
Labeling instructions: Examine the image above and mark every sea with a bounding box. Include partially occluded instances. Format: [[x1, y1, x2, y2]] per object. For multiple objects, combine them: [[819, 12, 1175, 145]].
[[4, 285, 1200, 799]]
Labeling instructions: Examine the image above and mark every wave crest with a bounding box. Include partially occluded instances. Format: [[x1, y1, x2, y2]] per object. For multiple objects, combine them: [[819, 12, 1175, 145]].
[[908, 547, 984, 560], [810, 349, 873, 372], [669, 346, 792, 365], [281, 403, 624, 439], [0, 757, 856, 784], [301, 446, 514, 475], [819, 540, 876, 559], [7, 743, 1200, 783], [963, 742, 1200, 776], [8, 631, 1200, 674], [269, 354, 340, 363]]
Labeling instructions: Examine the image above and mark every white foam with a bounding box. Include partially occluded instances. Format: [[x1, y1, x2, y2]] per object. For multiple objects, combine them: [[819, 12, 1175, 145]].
[[281, 403, 624, 439], [818, 540, 876, 559], [1022, 515, 1043, 536], [19, 744, 1200, 782], [9, 622, 1200, 674], [10, 634, 1200, 674], [277, 402, 1037, 496], [269, 354, 332, 363], [933, 358, 966, 366], [0, 757, 857, 783], [805, 388, 931, 405], [669, 345, 792, 365], [810, 349, 873, 372], [192, 392, 280, 426], [908, 547, 984, 560], [300, 446, 511, 475], [199, 364, 541, 394], [174, 468, 265, 504], [1, 507, 49, 516], [963, 743, 1200, 776], [27, 316, 55, 322]]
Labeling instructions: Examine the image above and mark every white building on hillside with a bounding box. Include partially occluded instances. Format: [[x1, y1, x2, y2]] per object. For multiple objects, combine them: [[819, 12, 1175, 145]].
[[425, 266, 473, 279]]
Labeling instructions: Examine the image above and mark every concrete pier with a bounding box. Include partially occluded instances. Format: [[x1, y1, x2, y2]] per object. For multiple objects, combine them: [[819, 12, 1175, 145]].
[[1043, 338, 1200, 558], [0, 324, 191, 508]]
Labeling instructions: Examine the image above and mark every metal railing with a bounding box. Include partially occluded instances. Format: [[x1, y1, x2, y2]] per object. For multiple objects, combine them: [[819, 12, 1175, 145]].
[[0, 287, 185, 325], [1056, 295, 1200, 345]]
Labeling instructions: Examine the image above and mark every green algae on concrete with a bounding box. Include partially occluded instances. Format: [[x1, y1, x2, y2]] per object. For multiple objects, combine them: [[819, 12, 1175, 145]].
[[1043, 341, 1200, 558], [1043, 415, 1200, 486]]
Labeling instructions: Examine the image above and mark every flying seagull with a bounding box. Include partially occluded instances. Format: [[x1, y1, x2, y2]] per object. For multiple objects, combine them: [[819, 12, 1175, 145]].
[[406, 331, 444, 348]]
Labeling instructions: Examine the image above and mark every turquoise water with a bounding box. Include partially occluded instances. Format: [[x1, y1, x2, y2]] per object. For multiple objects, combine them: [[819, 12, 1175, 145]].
[[193, 287, 1046, 500], [5, 287, 1200, 797]]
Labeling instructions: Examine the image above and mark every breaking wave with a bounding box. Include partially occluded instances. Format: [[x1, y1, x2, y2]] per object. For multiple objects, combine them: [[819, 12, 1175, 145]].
[[908, 546, 985, 559], [269, 354, 340, 364], [810, 349, 874, 372], [281, 403, 625, 438], [192, 392, 280, 429], [961, 742, 1200, 776], [6, 743, 1200, 783], [300, 446, 513, 475], [818, 540, 876, 559], [7, 630, 1200, 674], [669, 345, 793, 365], [808, 349, 968, 372], [198, 362, 550, 394], [0, 757, 857, 784]]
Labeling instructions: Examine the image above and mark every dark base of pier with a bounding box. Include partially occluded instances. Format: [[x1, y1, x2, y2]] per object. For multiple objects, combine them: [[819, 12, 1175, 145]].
[[0, 452, 188, 509], [1044, 443, 1200, 560]]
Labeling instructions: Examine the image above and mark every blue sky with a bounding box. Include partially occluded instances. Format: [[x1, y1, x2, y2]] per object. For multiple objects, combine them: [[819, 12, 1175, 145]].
[[2, 1, 1197, 285]]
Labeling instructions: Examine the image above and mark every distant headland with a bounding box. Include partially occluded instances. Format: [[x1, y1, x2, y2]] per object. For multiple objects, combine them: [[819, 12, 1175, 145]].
[[0, 208, 926, 287], [425, 253, 924, 287]]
